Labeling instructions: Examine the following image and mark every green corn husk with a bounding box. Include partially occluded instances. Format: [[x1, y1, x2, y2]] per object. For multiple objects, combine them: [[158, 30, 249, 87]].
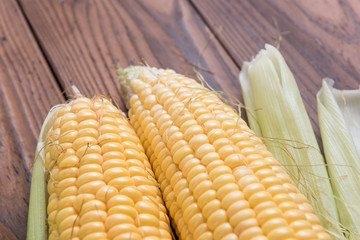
[[27, 104, 63, 240], [27, 86, 82, 240], [239, 44, 343, 238], [317, 78, 360, 239]]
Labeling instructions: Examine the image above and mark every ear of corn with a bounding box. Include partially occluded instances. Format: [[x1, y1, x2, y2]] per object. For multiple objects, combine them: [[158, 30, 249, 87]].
[[119, 65, 331, 240], [239, 45, 343, 239], [28, 95, 172, 240], [317, 78, 360, 239]]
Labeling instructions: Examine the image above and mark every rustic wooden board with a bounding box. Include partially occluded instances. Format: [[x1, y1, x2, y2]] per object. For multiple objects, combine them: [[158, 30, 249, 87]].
[[19, 0, 240, 110], [0, 0, 64, 239], [191, 0, 360, 136]]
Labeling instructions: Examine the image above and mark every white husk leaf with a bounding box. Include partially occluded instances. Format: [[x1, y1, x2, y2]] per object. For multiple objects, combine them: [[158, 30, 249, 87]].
[[26, 104, 65, 240], [317, 78, 360, 239], [239, 44, 343, 238]]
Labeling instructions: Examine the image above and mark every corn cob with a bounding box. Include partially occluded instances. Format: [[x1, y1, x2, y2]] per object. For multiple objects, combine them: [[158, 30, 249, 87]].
[[118, 66, 331, 240], [28, 95, 172, 240]]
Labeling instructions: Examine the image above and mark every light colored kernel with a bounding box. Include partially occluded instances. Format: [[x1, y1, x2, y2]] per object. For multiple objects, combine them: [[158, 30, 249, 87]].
[[234, 218, 259, 236], [79, 222, 106, 239], [59, 186, 77, 198], [214, 222, 233, 240], [136, 213, 160, 227], [76, 172, 103, 187], [295, 229, 318, 239], [76, 109, 97, 121], [82, 232, 107, 240], [173, 146, 193, 164], [106, 213, 135, 230], [193, 223, 208, 239], [80, 210, 107, 225], [206, 160, 223, 173], [196, 143, 216, 159], [79, 153, 103, 166], [243, 183, 266, 199], [257, 208, 284, 226], [78, 164, 102, 176], [98, 133, 123, 146], [138, 226, 161, 238], [107, 195, 134, 211], [76, 145, 101, 158], [203, 199, 221, 218], [239, 226, 264, 240], [104, 167, 130, 183], [207, 209, 227, 231], [193, 180, 212, 199], [209, 165, 232, 180], [248, 191, 273, 208], [289, 220, 313, 232], [212, 174, 236, 190], [253, 201, 277, 215], [58, 155, 79, 168], [101, 142, 124, 154], [267, 227, 295, 240], [96, 186, 118, 202], [197, 189, 216, 209], [58, 168, 78, 180], [78, 181, 105, 194], [224, 153, 246, 168], [78, 119, 98, 130], [55, 207, 76, 226], [58, 130, 78, 144], [198, 232, 213, 240], [108, 224, 138, 239], [59, 226, 79, 240], [73, 136, 97, 151], [58, 196, 76, 209], [108, 176, 133, 190], [182, 212, 201, 234], [221, 191, 244, 209], [60, 120, 78, 134], [227, 200, 249, 218], [261, 218, 288, 235], [55, 178, 76, 196]]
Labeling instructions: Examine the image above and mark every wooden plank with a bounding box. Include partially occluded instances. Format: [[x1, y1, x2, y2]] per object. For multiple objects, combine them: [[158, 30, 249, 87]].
[[18, 0, 240, 109], [191, 0, 360, 136], [0, 0, 64, 239]]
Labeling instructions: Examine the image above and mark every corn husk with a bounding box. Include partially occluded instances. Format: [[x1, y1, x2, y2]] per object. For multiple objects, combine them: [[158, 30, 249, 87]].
[[239, 44, 343, 238], [26, 104, 65, 240], [317, 78, 360, 239]]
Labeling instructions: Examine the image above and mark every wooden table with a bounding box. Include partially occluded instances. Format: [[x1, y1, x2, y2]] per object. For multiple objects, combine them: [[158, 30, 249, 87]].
[[1, 0, 359, 239]]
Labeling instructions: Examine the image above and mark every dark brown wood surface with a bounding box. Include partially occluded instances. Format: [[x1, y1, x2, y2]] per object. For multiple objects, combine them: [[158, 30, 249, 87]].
[[0, 0, 359, 239], [19, 0, 239, 109], [0, 0, 64, 239]]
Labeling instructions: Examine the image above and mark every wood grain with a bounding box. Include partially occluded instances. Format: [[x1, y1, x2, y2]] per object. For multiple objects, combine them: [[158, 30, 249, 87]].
[[191, 0, 360, 136], [0, 0, 64, 239], [18, 0, 240, 110]]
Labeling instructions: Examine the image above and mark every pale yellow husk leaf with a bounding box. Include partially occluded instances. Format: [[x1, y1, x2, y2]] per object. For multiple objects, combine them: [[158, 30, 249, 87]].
[[317, 78, 360, 239], [239, 44, 343, 239]]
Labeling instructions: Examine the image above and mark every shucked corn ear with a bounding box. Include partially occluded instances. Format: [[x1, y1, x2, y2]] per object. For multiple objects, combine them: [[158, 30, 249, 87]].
[[118, 66, 331, 240], [239, 45, 342, 239], [27, 94, 172, 240], [317, 79, 360, 239]]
